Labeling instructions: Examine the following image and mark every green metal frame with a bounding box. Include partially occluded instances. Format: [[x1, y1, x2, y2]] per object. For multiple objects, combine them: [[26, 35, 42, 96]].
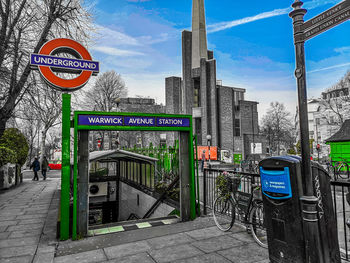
[[60, 93, 71, 241], [69, 111, 196, 240]]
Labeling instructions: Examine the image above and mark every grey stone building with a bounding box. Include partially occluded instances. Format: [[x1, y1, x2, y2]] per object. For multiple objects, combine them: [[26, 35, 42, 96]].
[[165, 0, 262, 160]]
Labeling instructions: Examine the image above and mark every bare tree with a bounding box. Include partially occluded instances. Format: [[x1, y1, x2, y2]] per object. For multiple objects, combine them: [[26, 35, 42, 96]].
[[261, 102, 294, 155], [319, 71, 350, 127], [0, 0, 93, 138], [83, 70, 127, 150], [17, 111, 41, 165], [84, 71, 127, 112], [20, 77, 62, 161]]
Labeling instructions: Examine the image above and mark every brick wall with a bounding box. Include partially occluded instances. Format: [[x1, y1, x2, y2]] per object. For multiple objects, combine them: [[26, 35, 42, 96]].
[[218, 86, 234, 151]]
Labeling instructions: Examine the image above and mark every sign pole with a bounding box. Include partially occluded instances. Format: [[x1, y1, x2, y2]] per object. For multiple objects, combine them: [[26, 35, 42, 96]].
[[289, 1, 324, 262], [60, 93, 71, 240]]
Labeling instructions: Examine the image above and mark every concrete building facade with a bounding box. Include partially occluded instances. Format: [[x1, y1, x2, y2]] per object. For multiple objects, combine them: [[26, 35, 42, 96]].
[[165, 0, 261, 160]]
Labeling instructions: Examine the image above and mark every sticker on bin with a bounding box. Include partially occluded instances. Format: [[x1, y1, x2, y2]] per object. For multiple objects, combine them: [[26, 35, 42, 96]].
[[260, 167, 292, 200]]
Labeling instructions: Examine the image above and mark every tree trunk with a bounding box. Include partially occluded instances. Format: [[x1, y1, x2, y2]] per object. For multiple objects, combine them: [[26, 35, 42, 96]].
[[109, 131, 112, 150], [0, 115, 6, 138], [40, 129, 48, 163]]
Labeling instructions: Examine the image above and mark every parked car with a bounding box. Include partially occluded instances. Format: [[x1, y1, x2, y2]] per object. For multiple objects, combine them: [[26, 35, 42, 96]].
[[48, 160, 62, 170]]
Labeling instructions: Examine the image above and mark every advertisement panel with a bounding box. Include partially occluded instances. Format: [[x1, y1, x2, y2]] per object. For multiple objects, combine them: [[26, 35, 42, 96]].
[[197, 146, 217, 160]]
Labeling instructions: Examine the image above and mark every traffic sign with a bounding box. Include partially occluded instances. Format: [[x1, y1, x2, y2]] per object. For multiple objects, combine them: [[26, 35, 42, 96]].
[[302, 0, 350, 41]]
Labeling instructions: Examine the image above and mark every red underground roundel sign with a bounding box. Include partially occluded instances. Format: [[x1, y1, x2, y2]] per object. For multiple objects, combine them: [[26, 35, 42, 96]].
[[30, 38, 99, 91]]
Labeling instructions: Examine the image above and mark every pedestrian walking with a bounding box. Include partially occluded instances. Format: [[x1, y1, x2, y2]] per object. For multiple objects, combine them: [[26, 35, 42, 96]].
[[41, 156, 49, 180], [201, 150, 206, 172], [30, 157, 40, 181]]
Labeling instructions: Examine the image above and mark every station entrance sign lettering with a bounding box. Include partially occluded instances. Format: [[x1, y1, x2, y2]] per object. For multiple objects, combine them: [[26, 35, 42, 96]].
[[78, 114, 190, 127]]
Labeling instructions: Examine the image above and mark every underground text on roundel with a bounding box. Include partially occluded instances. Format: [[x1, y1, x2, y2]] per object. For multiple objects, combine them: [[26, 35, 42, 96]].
[[30, 54, 99, 72], [78, 115, 190, 127]]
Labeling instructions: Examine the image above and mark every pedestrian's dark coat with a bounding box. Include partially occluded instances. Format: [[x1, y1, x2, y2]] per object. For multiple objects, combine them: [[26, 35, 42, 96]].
[[30, 159, 40, 172], [41, 157, 49, 171]]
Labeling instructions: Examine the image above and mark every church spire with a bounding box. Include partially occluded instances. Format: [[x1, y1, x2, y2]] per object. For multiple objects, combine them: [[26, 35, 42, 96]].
[[192, 0, 208, 69]]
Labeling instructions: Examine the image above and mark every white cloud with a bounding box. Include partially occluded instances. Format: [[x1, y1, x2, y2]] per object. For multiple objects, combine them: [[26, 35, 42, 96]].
[[207, 0, 340, 33], [138, 33, 174, 45], [95, 24, 140, 46], [207, 8, 290, 33], [91, 46, 145, 57], [104, 56, 153, 70], [334, 46, 350, 54], [308, 62, 350, 74], [303, 0, 339, 9], [127, 0, 150, 2]]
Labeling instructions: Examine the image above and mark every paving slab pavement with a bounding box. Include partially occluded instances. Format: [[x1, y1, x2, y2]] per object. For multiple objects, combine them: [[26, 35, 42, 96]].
[[4, 171, 348, 263], [2, 170, 350, 262], [55, 216, 269, 263], [0, 176, 60, 263]]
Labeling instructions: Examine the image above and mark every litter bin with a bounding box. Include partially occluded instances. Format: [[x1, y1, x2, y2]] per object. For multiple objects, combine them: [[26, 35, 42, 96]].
[[259, 156, 340, 263], [259, 156, 305, 262]]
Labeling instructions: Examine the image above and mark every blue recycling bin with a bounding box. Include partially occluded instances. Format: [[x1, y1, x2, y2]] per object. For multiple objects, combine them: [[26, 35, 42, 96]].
[[259, 156, 305, 262], [259, 156, 340, 263]]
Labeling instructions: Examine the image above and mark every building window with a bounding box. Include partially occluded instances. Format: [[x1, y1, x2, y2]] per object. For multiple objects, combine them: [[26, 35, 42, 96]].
[[193, 79, 200, 107], [234, 119, 240, 137]]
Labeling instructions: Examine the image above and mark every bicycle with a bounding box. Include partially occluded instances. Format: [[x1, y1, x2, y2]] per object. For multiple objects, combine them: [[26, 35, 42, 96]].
[[333, 159, 350, 180], [240, 159, 259, 174], [212, 172, 267, 248]]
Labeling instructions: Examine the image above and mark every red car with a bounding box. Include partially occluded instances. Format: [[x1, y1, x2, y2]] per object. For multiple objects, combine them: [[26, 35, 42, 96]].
[[48, 160, 62, 170]]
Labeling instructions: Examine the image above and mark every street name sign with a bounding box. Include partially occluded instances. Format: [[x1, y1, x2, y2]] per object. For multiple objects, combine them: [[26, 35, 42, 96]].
[[302, 0, 350, 41], [30, 38, 99, 91]]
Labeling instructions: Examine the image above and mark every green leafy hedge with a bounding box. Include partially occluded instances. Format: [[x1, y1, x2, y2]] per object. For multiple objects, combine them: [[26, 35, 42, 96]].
[[0, 146, 17, 167], [0, 128, 29, 166]]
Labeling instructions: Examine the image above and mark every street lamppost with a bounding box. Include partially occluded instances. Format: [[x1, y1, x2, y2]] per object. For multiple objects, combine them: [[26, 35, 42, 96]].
[[206, 134, 211, 166]]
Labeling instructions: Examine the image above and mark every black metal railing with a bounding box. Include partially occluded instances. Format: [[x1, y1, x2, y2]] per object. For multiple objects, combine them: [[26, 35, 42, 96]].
[[202, 168, 260, 215], [331, 179, 350, 261]]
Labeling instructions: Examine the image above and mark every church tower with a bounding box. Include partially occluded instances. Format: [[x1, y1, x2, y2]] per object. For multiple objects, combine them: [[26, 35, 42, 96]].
[[181, 0, 218, 146], [165, 0, 260, 159], [191, 0, 208, 69]]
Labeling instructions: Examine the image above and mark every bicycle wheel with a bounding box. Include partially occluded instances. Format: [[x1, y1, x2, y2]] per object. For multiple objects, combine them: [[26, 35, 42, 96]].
[[337, 164, 349, 179], [213, 196, 235, 231], [250, 203, 268, 248]]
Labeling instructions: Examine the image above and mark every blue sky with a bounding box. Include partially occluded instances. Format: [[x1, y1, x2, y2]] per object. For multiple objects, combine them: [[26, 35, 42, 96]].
[[85, 0, 350, 118]]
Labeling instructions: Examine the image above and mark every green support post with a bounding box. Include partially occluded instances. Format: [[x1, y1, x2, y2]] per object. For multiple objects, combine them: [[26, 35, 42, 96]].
[[60, 93, 71, 240]]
